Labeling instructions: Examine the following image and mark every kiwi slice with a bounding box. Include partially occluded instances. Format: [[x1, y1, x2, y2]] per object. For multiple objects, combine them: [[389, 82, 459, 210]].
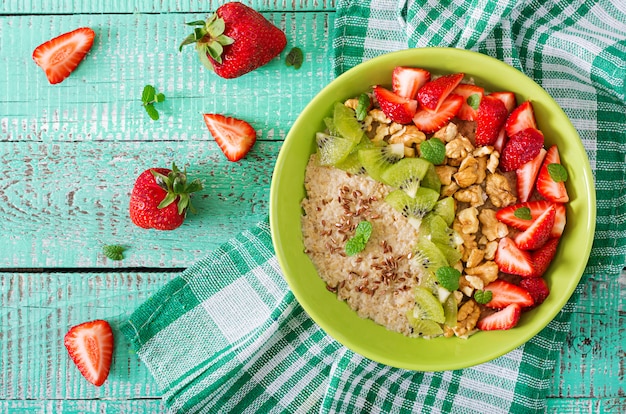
[[324, 117, 339, 136], [432, 197, 456, 227], [316, 132, 357, 166], [411, 286, 446, 323], [420, 162, 442, 193], [406, 312, 444, 337], [413, 237, 449, 276], [385, 187, 439, 228], [336, 135, 374, 174], [443, 295, 458, 328], [420, 213, 462, 265], [333, 102, 365, 143], [380, 157, 431, 198], [358, 143, 405, 182]]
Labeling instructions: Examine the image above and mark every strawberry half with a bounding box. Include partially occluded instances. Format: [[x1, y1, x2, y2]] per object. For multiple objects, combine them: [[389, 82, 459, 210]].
[[530, 237, 560, 277], [500, 127, 544, 171], [373, 85, 418, 124], [493, 129, 507, 153], [496, 200, 566, 238], [516, 148, 547, 202], [505, 101, 538, 138], [32, 27, 95, 84], [514, 204, 556, 250], [519, 278, 550, 306], [392, 67, 431, 100], [64, 320, 114, 386], [203, 114, 257, 162], [495, 237, 534, 277], [477, 304, 522, 331], [536, 145, 569, 203], [490, 91, 517, 113], [452, 83, 484, 121], [475, 95, 509, 146], [412, 94, 463, 133], [417, 72, 464, 113], [484, 279, 535, 309]]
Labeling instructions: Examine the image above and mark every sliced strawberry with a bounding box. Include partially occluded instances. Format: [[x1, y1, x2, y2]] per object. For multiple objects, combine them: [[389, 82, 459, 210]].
[[514, 204, 556, 250], [475, 95, 509, 146], [495, 237, 534, 277], [516, 148, 547, 202], [536, 145, 569, 203], [392, 67, 431, 100], [412, 94, 463, 134], [501, 127, 544, 171], [417, 72, 465, 113], [452, 83, 484, 121], [493, 128, 507, 153], [519, 278, 550, 306], [477, 304, 522, 331], [484, 279, 535, 309], [496, 200, 566, 238], [505, 101, 538, 138], [32, 27, 95, 85], [203, 114, 257, 162], [490, 91, 517, 113], [373, 85, 418, 124], [64, 320, 114, 386], [530, 237, 560, 277]]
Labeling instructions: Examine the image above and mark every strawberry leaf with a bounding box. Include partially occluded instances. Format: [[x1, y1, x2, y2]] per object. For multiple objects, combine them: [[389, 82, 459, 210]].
[[547, 163, 568, 183], [185, 20, 208, 26]]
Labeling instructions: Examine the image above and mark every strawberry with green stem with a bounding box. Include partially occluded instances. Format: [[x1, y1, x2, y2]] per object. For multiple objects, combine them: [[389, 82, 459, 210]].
[[129, 163, 203, 230]]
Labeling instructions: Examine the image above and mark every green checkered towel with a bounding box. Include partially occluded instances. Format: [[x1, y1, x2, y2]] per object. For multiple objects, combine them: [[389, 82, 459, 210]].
[[122, 1, 626, 413]]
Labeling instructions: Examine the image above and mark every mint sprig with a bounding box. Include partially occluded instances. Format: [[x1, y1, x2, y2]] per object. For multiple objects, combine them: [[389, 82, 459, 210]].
[[514, 206, 532, 220], [142, 85, 166, 120], [435, 266, 461, 291], [345, 221, 373, 256], [420, 138, 446, 165], [103, 244, 126, 261], [547, 163, 568, 183], [474, 289, 493, 304], [285, 47, 304, 70]]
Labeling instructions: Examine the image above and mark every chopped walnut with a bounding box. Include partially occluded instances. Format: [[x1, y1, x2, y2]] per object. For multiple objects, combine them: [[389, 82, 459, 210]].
[[433, 122, 458, 142], [464, 275, 485, 290], [373, 124, 390, 142], [445, 136, 475, 166], [487, 151, 500, 173], [479, 209, 509, 241], [486, 173, 517, 207], [483, 241, 498, 260], [459, 276, 475, 297], [435, 165, 458, 186], [454, 185, 486, 207], [343, 98, 359, 110], [389, 125, 426, 158], [453, 156, 480, 188], [465, 248, 485, 268], [457, 207, 479, 234], [465, 261, 499, 285], [472, 145, 494, 158], [454, 299, 480, 337], [369, 108, 391, 124], [475, 156, 488, 184], [442, 182, 461, 197]]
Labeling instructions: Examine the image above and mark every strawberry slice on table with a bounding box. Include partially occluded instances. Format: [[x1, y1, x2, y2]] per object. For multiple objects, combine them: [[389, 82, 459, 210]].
[[500, 127, 544, 171], [514, 204, 556, 250], [536, 145, 570, 203], [505, 101, 538, 138], [475, 95, 509, 146], [519, 277, 550, 306], [495, 237, 534, 277], [64, 320, 114, 386], [484, 279, 535, 309], [203, 114, 257, 162], [373, 85, 418, 124], [496, 200, 566, 239], [516, 148, 547, 202], [417, 72, 464, 113], [477, 304, 522, 331], [32, 27, 95, 84], [392, 67, 431, 100], [452, 83, 484, 121], [490, 91, 517, 113], [412, 94, 463, 133], [530, 237, 560, 278]]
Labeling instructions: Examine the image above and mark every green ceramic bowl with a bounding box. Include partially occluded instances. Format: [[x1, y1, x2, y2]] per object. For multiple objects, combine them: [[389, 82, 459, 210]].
[[269, 48, 595, 371]]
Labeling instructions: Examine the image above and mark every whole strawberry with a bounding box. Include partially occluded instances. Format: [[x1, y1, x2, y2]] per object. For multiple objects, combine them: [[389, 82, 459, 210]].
[[179, 2, 287, 79], [129, 163, 203, 230]]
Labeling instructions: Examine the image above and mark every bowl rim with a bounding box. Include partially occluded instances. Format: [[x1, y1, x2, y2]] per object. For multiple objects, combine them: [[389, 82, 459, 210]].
[[269, 47, 596, 371]]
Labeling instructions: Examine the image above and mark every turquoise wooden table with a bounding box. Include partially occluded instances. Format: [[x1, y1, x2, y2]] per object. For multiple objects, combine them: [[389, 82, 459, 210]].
[[0, 1, 624, 413]]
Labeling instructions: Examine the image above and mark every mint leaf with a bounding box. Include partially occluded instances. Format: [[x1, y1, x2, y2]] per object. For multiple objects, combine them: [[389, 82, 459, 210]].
[[156, 93, 165, 103], [474, 289, 493, 304], [514, 206, 532, 220], [142, 85, 156, 104], [356, 93, 370, 121], [103, 245, 125, 261], [145, 104, 159, 120], [466, 93, 481, 110], [142, 85, 166, 121], [285, 47, 304, 69], [435, 266, 461, 291], [345, 221, 373, 256], [547, 163, 568, 183], [420, 138, 446, 165]]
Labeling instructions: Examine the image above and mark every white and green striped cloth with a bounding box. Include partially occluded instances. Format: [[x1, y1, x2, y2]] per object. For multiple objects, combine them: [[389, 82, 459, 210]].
[[122, 1, 626, 412]]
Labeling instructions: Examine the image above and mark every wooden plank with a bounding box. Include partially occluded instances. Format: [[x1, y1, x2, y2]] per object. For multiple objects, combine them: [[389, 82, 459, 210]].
[[546, 397, 626, 413], [0, 0, 336, 14], [0, 399, 165, 413], [0, 12, 334, 144], [0, 272, 174, 400]]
